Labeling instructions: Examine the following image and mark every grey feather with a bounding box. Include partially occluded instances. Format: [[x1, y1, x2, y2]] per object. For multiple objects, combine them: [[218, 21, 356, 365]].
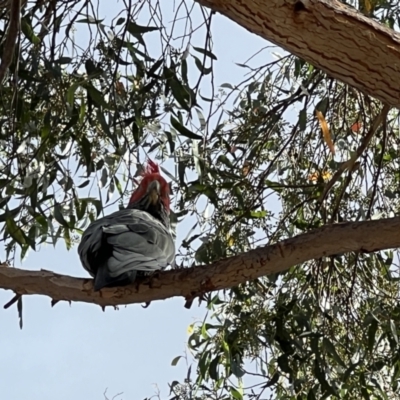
[[78, 208, 175, 290]]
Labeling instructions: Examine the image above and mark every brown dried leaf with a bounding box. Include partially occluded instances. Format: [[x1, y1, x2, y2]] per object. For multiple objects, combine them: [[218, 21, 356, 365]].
[[316, 110, 335, 155], [351, 121, 362, 133], [308, 171, 332, 182]]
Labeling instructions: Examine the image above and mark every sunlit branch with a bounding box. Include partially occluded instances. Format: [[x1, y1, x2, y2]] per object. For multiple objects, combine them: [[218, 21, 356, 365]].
[[1, 216, 400, 309], [196, 0, 400, 108]]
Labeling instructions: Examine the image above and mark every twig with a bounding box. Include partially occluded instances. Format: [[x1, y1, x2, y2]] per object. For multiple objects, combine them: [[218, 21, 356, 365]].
[[318, 103, 391, 204], [3, 292, 20, 309], [330, 161, 360, 222], [366, 116, 388, 219]]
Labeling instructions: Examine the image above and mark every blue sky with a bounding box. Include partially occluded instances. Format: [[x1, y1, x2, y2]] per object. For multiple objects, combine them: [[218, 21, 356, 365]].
[[0, 2, 275, 399]]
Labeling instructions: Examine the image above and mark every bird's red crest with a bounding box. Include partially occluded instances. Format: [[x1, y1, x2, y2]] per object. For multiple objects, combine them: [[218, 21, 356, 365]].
[[128, 159, 170, 212], [143, 159, 160, 175]]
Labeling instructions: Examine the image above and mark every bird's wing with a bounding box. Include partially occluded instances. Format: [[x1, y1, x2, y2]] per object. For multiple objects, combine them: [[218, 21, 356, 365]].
[[78, 208, 175, 278]]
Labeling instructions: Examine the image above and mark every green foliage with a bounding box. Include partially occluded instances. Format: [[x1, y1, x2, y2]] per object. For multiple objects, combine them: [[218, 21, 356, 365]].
[[0, 0, 400, 399]]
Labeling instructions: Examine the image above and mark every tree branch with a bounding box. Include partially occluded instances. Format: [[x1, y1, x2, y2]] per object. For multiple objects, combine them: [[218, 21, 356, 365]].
[[195, 0, 400, 109], [1, 217, 400, 308]]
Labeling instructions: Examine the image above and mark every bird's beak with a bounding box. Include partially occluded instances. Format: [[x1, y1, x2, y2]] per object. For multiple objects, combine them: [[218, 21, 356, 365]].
[[146, 180, 161, 206]]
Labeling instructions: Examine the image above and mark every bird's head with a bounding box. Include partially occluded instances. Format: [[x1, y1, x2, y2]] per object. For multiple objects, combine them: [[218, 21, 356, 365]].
[[127, 160, 171, 223]]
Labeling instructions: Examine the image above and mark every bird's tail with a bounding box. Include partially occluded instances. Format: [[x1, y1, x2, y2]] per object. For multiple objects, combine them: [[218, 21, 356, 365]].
[[93, 261, 137, 291]]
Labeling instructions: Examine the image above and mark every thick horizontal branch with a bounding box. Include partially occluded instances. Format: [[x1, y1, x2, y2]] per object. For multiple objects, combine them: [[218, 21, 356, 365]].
[[196, 0, 400, 108], [1, 217, 400, 308]]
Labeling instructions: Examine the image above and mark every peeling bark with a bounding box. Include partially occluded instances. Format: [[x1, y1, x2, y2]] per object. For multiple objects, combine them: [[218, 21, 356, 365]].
[[1, 217, 400, 308], [196, 0, 400, 108]]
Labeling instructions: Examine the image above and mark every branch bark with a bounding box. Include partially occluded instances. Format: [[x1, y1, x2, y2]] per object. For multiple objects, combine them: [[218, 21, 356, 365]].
[[1, 217, 400, 308], [195, 0, 400, 108]]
